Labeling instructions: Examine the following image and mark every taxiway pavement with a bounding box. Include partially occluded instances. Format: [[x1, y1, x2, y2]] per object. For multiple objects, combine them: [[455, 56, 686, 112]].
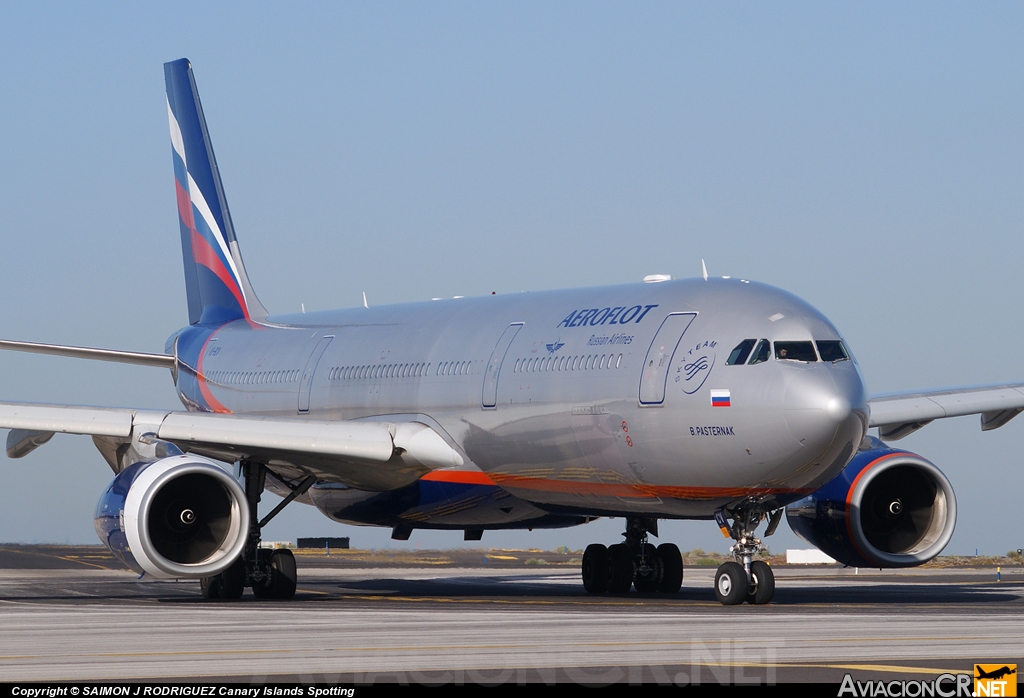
[[0, 546, 1021, 684]]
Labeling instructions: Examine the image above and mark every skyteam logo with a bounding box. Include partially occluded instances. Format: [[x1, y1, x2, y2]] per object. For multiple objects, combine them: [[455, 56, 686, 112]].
[[675, 339, 718, 395]]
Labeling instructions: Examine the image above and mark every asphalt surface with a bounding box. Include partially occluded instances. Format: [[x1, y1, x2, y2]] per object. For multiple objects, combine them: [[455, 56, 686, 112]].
[[1, 545, 1022, 685]]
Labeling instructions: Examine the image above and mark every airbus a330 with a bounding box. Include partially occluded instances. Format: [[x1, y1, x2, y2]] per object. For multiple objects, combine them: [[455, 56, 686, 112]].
[[4, 59, 1021, 605]]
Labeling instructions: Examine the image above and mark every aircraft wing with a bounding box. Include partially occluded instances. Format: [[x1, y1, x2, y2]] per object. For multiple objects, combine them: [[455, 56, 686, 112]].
[[0, 401, 463, 491], [868, 382, 1024, 440]]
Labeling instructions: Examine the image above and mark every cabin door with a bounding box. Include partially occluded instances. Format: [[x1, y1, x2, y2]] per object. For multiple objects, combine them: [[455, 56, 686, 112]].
[[298, 335, 333, 413], [638, 313, 696, 406], [481, 323, 523, 408]]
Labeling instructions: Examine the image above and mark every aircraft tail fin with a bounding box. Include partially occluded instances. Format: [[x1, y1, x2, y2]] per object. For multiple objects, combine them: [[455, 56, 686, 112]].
[[164, 59, 267, 325]]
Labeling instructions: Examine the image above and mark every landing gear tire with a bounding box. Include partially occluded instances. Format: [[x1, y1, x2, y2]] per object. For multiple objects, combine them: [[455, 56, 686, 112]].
[[200, 557, 245, 600], [269, 549, 297, 599], [607, 543, 634, 593], [747, 560, 775, 605], [582, 544, 609, 593], [253, 549, 297, 600], [656, 543, 683, 593], [633, 543, 662, 593], [714, 561, 748, 605], [218, 557, 245, 599], [200, 575, 220, 599]]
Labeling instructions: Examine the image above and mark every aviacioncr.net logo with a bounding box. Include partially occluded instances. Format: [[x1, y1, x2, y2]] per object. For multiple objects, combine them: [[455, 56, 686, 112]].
[[838, 673, 974, 697]]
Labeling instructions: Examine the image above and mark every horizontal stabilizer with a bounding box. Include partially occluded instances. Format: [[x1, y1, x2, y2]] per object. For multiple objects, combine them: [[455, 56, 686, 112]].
[[0, 339, 175, 369]]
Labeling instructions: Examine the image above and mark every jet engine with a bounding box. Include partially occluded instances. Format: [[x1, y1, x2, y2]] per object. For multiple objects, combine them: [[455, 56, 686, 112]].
[[94, 455, 249, 578], [785, 437, 956, 567]]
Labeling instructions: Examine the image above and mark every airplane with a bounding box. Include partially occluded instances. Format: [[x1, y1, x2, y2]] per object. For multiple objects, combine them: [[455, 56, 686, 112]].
[[975, 666, 1017, 681], [3, 58, 1024, 605]]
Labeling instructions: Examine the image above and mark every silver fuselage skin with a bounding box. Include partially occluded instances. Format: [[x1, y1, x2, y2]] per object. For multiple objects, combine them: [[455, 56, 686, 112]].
[[179, 277, 869, 527]]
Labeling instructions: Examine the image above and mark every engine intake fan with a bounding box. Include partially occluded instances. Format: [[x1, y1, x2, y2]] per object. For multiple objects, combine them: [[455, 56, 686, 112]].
[[786, 437, 956, 567], [95, 455, 249, 578]]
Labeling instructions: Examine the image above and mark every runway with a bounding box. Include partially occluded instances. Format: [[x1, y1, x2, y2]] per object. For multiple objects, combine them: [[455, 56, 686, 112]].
[[1, 547, 1022, 684]]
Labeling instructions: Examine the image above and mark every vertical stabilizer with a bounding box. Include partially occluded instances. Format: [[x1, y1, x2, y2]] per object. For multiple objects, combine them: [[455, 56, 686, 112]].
[[164, 58, 268, 325]]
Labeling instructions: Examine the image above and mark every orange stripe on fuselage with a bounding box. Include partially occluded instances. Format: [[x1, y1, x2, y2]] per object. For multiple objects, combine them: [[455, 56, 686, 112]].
[[196, 328, 232, 414], [420, 470, 498, 486], [487, 473, 813, 501]]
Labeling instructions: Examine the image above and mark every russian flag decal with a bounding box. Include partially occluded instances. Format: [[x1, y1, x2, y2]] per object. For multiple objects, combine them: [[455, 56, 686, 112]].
[[710, 389, 731, 407]]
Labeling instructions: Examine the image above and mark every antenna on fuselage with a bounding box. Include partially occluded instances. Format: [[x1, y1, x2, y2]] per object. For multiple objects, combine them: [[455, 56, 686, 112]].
[[701, 259, 708, 281], [362, 292, 369, 308]]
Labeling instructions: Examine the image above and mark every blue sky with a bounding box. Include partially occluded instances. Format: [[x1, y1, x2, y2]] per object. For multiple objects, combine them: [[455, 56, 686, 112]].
[[0, 3, 1021, 555]]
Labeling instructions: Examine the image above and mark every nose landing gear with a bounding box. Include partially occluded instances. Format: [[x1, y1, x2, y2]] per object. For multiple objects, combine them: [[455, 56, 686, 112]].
[[712, 506, 779, 605], [581, 518, 684, 595]]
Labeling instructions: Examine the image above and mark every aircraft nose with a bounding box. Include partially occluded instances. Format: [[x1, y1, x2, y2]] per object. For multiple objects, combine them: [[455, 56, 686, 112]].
[[783, 365, 868, 447]]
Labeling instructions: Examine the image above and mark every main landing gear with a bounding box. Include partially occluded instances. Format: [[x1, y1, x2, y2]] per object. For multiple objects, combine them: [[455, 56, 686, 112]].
[[581, 518, 683, 594], [712, 506, 780, 606], [201, 460, 313, 601]]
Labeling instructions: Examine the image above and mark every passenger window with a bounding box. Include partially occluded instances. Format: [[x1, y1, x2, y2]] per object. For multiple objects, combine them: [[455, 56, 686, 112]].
[[748, 339, 771, 365], [817, 340, 850, 362], [726, 339, 757, 366], [775, 341, 817, 362]]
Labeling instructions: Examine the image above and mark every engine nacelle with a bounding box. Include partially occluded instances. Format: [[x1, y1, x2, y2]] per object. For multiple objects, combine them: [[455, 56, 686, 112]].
[[94, 455, 249, 578], [786, 437, 956, 567]]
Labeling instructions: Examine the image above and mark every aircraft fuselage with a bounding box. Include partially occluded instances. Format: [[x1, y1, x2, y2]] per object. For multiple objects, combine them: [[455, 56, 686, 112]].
[[172, 277, 869, 528]]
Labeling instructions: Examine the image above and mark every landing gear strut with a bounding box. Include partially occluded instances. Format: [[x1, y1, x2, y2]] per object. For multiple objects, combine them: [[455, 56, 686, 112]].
[[712, 506, 778, 606], [201, 460, 311, 600], [581, 518, 683, 594]]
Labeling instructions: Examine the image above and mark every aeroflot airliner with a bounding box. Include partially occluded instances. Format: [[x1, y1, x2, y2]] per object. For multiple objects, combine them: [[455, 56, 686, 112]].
[[3, 59, 1023, 605]]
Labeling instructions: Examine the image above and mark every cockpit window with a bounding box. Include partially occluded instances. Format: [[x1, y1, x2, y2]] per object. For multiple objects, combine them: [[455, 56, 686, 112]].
[[748, 339, 771, 365], [726, 339, 757, 365], [816, 340, 849, 362], [775, 341, 817, 362]]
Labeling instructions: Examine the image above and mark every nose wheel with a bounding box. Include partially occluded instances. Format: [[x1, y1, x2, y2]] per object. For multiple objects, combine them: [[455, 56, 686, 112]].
[[712, 506, 779, 605], [581, 518, 684, 595]]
